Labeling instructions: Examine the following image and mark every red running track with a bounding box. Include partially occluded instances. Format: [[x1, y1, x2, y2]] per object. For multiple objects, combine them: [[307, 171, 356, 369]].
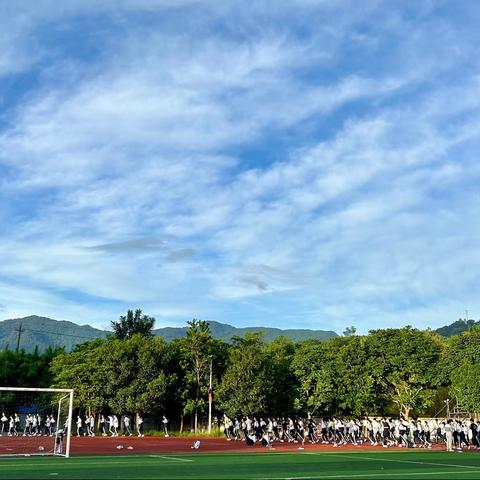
[[0, 435, 451, 456]]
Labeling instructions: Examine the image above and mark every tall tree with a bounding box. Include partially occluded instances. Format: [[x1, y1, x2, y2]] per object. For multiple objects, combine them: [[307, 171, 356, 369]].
[[51, 340, 111, 414], [111, 309, 155, 339], [216, 333, 270, 418], [450, 362, 480, 413], [293, 337, 380, 416], [0, 346, 64, 388], [443, 326, 480, 411], [343, 326, 357, 337], [52, 335, 175, 419], [442, 326, 480, 371], [178, 320, 215, 432], [366, 327, 445, 418], [292, 340, 330, 416], [104, 335, 174, 416], [264, 336, 298, 416]]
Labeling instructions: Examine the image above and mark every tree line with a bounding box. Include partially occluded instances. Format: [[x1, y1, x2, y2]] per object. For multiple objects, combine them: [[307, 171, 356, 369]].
[[1, 310, 479, 430]]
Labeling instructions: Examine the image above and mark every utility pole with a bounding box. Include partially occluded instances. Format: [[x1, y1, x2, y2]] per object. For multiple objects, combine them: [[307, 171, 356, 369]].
[[208, 355, 213, 434], [15, 323, 24, 352]]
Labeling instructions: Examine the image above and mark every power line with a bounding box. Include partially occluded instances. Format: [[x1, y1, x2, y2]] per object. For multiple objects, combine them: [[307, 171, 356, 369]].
[[15, 323, 24, 352], [22, 327, 107, 340], [2, 326, 107, 352]]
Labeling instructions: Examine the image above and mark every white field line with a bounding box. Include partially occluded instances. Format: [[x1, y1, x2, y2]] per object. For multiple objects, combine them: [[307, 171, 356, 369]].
[[148, 455, 193, 462], [257, 470, 480, 480], [109, 449, 462, 457], [0, 457, 194, 468], [305, 452, 480, 470]]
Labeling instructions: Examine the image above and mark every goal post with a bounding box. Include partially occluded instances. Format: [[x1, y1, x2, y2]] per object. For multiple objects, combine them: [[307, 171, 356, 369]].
[[0, 387, 74, 458]]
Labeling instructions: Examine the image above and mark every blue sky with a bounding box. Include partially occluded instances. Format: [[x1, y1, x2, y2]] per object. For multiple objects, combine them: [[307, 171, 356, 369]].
[[1, 0, 479, 333]]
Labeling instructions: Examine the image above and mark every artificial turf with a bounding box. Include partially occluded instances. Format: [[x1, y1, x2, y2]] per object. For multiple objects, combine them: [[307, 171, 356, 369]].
[[0, 450, 479, 480]]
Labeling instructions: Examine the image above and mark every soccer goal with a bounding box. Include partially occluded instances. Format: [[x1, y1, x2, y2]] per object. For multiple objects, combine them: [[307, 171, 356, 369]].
[[0, 387, 73, 457]]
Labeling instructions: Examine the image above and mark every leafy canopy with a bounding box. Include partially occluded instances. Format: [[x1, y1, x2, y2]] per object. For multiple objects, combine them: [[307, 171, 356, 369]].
[[111, 309, 155, 339]]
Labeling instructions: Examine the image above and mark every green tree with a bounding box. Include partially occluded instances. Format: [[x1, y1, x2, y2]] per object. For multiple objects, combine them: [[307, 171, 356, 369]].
[[442, 326, 480, 372], [52, 335, 175, 420], [0, 346, 64, 388], [51, 339, 110, 414], [177, 320, 217, 432], [216, 333, 270, 418], [264, 336, 298, 416], [111, 309, 155, 339], [343, 326, 357, 337], [442, 326, 480, 411], [450, 362, 480, 412], [292, 340, 330, 415], [366, 327, 445, 418], [330, 336, 381, 416], [293, 336, 380, 416], [104, 335, 174, 416]]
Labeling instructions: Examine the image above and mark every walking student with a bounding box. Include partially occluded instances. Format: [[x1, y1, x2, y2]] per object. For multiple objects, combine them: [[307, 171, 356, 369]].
[[445, 420, 454, 452], [137, 415, 144, 437], [162, 415, 169, 437]]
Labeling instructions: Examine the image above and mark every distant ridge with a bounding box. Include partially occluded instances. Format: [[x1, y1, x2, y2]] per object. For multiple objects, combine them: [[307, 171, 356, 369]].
[[0, 316, 108, 352], [1, 315, 476, 352], [434, 318, 480, 337], [153, 320, 338, 343], [0, 315, 338, 352]]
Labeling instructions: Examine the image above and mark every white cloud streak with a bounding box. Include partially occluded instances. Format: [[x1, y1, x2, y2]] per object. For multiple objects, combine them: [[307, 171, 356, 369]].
[[0, 0, 479, 331]]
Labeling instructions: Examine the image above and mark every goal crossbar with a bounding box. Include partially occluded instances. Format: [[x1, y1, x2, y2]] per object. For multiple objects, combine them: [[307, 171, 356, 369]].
[[0, 387, 73, 393]]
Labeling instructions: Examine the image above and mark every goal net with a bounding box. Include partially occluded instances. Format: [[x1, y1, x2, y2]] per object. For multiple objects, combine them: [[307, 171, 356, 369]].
[[0, 387, 73, 457]]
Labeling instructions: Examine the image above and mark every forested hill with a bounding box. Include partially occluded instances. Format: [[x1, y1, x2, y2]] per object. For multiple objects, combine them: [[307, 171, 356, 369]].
[[0, 316, 338, 352], [0, 316, 108, 352], [154, 320, 338, 343], [2, 315, 474, 352], [434, 318, 480, 337]]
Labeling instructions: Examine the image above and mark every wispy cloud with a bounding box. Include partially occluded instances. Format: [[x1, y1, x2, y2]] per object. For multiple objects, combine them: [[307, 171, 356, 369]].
[[0, 0, 479, 332], [164, 248, 197, 263], [87, 238, 167, 254]]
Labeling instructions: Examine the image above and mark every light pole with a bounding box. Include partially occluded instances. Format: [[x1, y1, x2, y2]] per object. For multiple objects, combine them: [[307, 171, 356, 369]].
[[208, 355, 213, 434]]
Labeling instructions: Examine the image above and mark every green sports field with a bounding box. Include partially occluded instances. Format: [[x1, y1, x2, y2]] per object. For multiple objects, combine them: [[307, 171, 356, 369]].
[[0, 451, 479, 480]]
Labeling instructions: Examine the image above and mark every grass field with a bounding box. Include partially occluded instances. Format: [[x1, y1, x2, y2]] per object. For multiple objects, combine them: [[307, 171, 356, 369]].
[[0, 451, 479, 480]]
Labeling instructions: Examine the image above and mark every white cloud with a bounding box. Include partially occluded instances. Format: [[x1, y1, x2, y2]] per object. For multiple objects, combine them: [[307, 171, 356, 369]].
[[1, 0, 480, 332]]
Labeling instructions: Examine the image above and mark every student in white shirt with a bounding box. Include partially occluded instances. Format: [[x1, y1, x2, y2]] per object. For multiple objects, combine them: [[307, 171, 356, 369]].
[[137, 415, 144, 437], [100, 415, 107, 436], [85, 415, 92, 436], [112, 415, 119, 436], [14, 414, 20, 435], [49, 415, 55, 436], [108, 415, 114, 436], [45, 415, 51, 436], [89, 415, 95, 436], [445, 420, 454, 452], [162, 415, 169, 437], [76, 416, 82, 437], [1, 413, 7, 433], [123, 415, 132, 436]]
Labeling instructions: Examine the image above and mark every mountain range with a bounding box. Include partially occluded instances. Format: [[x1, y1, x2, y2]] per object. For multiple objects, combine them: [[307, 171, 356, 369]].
[[0, 315, 476, 353], [0, 315, 338, 352]]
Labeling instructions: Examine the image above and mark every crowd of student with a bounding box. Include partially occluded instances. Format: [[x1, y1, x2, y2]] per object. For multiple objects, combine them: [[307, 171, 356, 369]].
[[0, 412, 59, 436], [74, 414, 147, 437], [223, 416, 480, 450], [3, 410, 479, 453], [0, 412, 170, 438]]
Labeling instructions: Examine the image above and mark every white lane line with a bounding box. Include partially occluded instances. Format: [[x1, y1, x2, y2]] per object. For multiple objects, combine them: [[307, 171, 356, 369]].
[[305, 452, 480, 470], [257, 470, 480, 480], [148, 455, 194, 462], [0, 458, 194, 468]]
